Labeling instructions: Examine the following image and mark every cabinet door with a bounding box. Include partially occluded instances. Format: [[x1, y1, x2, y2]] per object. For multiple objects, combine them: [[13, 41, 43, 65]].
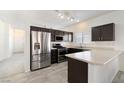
[[54, 30, 59, 36], [61, 31, 64, 36], [51, 49, 58, 64], [101, 23, 115, 41], [51, 30, 55, 41], [92, 27, 101, 41], [55, 30, 63, 36], [68, 58, 88, 83]]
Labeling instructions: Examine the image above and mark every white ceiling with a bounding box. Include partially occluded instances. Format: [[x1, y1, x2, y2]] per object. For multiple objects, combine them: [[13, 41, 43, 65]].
[[0, 10, 114, 29]]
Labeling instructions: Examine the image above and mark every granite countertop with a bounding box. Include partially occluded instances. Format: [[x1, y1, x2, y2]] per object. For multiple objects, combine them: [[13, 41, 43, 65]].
[[66, 48, 122, 65]]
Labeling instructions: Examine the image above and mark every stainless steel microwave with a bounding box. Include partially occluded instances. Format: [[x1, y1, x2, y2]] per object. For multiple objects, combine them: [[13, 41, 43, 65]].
[[55, 36, 63, 41]]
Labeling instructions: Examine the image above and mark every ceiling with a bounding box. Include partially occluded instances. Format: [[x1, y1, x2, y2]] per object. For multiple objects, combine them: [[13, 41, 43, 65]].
[[0, 10, 114, 29]]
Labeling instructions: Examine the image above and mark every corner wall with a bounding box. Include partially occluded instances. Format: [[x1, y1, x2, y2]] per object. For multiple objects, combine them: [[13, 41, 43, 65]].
[[0, 20, 11, 61]]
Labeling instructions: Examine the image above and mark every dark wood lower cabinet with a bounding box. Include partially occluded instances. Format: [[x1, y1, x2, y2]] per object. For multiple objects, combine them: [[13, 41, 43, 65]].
[[51, 49, 58, 64], [67, 48, 84, 54], [68, 58, 88, 83]]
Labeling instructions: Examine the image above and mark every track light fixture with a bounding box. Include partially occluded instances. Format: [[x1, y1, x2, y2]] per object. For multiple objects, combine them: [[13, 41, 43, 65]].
[[55, 10, 80, 23]]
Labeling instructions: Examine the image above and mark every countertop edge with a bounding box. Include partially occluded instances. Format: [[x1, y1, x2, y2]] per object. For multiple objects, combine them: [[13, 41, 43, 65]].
[[66, 51, 123, 65]]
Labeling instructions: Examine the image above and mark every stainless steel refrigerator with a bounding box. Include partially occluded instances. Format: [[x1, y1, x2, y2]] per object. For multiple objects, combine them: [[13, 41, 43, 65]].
[[30, 31, 51, 71]]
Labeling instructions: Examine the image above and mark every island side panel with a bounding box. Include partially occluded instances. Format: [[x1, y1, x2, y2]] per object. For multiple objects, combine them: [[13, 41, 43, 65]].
[[67, 57, 88, 83], [88, 57, 119, 83]]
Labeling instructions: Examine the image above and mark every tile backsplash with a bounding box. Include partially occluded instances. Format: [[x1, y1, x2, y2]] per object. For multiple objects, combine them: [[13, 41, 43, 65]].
[[51, 41, 116, 49]]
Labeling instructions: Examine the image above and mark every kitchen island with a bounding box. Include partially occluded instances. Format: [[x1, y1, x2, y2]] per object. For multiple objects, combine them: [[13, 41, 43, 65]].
[[66, 48, 122, 83]]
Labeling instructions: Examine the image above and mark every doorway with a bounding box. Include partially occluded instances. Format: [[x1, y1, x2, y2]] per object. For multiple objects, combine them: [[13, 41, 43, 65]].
[[0, 22, 25, 78]]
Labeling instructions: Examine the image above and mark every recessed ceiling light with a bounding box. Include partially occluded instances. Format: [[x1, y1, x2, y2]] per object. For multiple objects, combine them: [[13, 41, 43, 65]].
[[70, 18, 74, 22], [58, 13, 62, 16], [67, 17, 71, 20], [76, 20, 80, 22]]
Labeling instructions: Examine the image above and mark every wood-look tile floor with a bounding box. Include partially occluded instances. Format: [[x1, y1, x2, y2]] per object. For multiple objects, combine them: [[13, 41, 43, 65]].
[[0, 62, 68, 83], [0, 53, 25, 79], [0, 54, 124, 83]]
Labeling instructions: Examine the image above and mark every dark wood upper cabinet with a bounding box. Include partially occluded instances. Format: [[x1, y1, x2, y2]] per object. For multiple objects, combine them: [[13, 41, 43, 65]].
[[30, 26, 73, 42], [50, 30, 55, 42], [92, 26, 101, 41], [50, 30, 73, 42], [54, 30, 64, 36], [60, 31, 64, 36], [101, 23, 115, 41], [92, 23, 115, 41], [54, 30, 60, 35], [51, 30, 73, 42]]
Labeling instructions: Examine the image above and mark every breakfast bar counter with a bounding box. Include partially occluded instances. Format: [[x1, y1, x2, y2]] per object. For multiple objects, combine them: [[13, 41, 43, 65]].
[[66, 48, 122, 83]]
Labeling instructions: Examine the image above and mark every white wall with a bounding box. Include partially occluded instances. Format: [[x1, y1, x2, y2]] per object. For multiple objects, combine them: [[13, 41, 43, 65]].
[[0, 20, 11, 61], [13, 29, 25, 53], [0, 20, 25, 59], [88, 57, 119, 83], [64, 11, 124, 71], [0, 11, 29, 71]]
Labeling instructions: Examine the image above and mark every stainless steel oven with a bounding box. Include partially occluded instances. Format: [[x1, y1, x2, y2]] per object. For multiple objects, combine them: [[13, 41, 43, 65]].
[[57, 48, 67, 63]]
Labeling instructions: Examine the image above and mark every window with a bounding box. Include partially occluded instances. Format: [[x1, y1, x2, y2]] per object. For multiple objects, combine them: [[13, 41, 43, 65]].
[[73, 32, 91, 44]]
